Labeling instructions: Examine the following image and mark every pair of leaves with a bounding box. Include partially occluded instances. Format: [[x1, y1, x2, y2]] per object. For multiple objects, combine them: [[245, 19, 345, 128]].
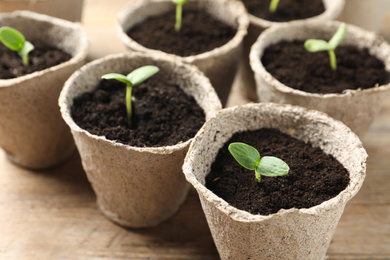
[[304, 23, 346, 53], [102, 65, 159, 87], [304, 23, 347, 71], [228, 142, 289, 182], [101, 65, 159, 127], [0, 26, 34, 66]]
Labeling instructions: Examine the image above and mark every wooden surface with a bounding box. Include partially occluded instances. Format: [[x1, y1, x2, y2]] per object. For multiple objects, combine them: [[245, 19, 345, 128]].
[[1, 1, 390, 259]]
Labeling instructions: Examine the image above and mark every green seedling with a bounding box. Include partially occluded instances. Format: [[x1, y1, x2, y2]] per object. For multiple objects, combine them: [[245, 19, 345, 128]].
[[0, 26, 34, 66], [228, 142, 289, 183], [269, 0, 280, 13], [172, 0, 190, 31], [101, 65, 159, 126], [304, 23, 347, 71]]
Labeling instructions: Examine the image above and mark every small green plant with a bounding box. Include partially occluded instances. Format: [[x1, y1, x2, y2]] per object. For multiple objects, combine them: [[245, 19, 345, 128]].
[[171, 0, 190, 31], [228, 142, 289, 182], [269, 0, 280, 13], [0, 26, 34, 66], [101, 65, 159, 126], [304, 23, 347, 71]]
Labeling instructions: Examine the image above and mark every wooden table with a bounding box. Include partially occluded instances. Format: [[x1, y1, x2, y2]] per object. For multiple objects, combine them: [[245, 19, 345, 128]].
[[1, 1, 390, 259]]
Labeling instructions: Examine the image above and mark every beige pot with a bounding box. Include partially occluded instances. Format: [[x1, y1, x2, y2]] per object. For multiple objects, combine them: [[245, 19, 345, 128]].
[[116, 0, 249, 107], [250, 20, 390, 137], [238, 0, 345, 101], [0, 0, 84, 22], [59, 53, 222, 228], [338, 0, 390, 32], [0, 11, 89, 169], [182, 103, 367, 260]]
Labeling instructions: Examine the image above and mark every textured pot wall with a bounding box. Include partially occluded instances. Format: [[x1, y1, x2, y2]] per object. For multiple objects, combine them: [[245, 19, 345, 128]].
[[59, 53, 222, 228], [183, 103, 367, 260], [0, 0, 84, 22], [0, 11, 89, 169], [250, 20, 390, 137], [198, 193, 343, 259], [238, 0, 345, 101], [72, 130, 190, 228], [116, 0, 249, 107]]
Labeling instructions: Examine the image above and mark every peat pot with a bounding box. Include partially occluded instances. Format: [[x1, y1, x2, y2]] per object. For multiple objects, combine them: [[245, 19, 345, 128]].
[[59, 53, 222, 228], [0, 11, 89, 169], [238, 0, 344, 101], [182, 103, 367, 260], [250, 20, 390, 137], [116, 0, 249, 107]]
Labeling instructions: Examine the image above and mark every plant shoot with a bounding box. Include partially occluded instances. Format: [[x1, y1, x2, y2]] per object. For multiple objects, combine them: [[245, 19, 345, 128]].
[[101, 65, 159, 126], [304, 23, 347, 71], [172, 0, 190, 31], [228, 142, 289, 182], [0, 26, 34, 66], [269, 0, 280, 13]]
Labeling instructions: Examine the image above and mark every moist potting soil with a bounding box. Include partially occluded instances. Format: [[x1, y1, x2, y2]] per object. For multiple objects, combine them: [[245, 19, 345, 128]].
[[242, 0, 325, 22], [0, 41, 71, 79], [71, 77, 205, 147], [126, 8, 236, 57], [261, 40, 390, 94], [206, 128, 350, 215]]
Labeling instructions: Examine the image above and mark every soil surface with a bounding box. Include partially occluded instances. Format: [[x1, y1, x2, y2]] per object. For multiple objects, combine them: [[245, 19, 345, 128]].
[[205, 128, 350, 215], [127, 8, 236, 57], [72, 77, 205, 147], [262, 40, 390, 94], [242, 0, 325, 22], [0, 41, 71, 79]]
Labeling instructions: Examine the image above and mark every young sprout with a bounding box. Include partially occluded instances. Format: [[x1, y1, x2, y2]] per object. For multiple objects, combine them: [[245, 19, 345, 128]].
[[228, 142, 289, 183], [269, 0, 280, 13], [0, 26, 34, 66], [101, 65, 159, 127], [171, 0, 190, 31], [304, 23, 347, 71]]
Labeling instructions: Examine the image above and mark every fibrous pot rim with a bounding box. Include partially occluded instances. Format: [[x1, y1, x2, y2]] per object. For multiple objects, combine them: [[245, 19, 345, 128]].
[[115, 0, 249, 63], [59, 52, 222, 155], [250, 20, 390, 98], [182, 103, 367, 223], [248, 0, 345, 28], [0, 10, 89, 88]]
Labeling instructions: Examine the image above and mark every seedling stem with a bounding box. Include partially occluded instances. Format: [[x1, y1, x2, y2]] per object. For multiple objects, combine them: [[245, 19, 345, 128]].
[[172, 0, 189, 31], [101, 65, 159, 127], [304, 23, 347, 71], [269, 0, 280, 13], [0, 26, 34, 66]]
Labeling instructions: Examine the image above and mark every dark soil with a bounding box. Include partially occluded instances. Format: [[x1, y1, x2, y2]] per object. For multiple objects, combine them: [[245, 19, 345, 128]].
[[0, 41, 71, 79], [71, 77, 205, 147], [262, 40, 390, 94], [242, 0, 325, 22], [205, 128, 350, 215], [126, 8, 236, 57]]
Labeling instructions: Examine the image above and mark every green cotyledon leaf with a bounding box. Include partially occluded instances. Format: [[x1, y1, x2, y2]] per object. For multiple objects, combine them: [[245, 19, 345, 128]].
[[228, 142, 260, 171]]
